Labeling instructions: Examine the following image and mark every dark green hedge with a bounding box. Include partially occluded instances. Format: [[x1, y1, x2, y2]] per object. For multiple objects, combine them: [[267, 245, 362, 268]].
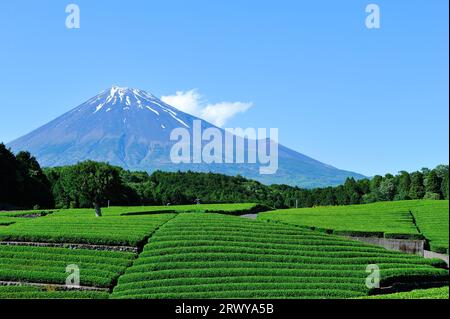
[[333, 230, 384, 238], [384, 233, 425, 240]]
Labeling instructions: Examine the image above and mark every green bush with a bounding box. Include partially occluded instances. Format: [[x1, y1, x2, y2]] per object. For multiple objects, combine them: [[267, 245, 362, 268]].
[[0, 245, 136, 288], [0, 285, 109, 299], [384, 233, 425, 240], [333, 230, 384, 238]]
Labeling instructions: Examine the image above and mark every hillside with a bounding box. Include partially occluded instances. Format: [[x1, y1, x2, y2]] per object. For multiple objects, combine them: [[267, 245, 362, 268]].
[[0, 203, 448, 299], [259, 200, 449, 254]]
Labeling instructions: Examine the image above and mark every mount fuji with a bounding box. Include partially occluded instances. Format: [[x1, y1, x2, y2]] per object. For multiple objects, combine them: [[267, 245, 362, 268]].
[[7, 86, 365, 188]]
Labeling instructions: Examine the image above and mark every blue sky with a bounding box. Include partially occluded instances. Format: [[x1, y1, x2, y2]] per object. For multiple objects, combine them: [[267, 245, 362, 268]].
[[0, 0, 448, 176]]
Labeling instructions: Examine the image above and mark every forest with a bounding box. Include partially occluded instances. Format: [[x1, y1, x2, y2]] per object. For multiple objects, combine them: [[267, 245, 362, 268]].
[[0, 143, 448, 210]]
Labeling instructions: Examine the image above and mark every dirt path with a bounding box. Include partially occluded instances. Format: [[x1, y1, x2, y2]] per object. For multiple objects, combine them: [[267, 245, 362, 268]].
[[424, 250, 449, 267], [240, 213, 258, 219]]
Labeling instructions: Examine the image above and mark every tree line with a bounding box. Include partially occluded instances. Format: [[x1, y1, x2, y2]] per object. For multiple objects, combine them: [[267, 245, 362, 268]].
[[0, 144, 53, 210], [0, 143, 448, 214]]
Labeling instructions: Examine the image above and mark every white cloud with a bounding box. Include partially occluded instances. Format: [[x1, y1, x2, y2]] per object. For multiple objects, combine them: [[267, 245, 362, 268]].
[[161, 90, 202, 116], [161, 89, 252, 127], [201, 101, 252, 127]]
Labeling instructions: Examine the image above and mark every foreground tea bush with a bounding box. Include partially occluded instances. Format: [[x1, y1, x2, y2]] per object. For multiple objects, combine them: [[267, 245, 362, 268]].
[[362, 286, 449, 299], [0, 285, 109, 299], [0, 218, 15, 226], [112, 213, 448, 299], [0, 245, 135, 288]]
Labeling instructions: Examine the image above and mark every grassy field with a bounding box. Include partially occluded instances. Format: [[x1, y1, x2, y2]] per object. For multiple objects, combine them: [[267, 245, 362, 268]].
[[259, 200, 449, 253], [111, 213, 447, 299], [0, 202, 448, 299]]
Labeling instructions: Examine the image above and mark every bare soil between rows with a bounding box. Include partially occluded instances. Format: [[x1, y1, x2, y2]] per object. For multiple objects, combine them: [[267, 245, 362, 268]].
[[0, 241, 138, 252]]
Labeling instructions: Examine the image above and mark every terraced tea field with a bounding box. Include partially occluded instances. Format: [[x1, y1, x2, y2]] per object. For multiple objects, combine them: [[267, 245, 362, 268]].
[[0, 202, 448, 299], [0, 203, 262, 246], [362, 286, 449, 299], [259, 201, 421, 238], [54, 203, 263, 217], [259, 200, 449, 253], [0, 285, 109, 299], [0, 217, 15, 226], [0, 245, 135, 287], [111, 213, 448, 299], [411, 201, 449, 254], [0, 213, 176, 246]]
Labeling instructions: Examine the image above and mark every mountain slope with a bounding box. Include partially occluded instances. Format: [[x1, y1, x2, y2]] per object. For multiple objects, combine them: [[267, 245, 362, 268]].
[[7, 86, 365, 187]]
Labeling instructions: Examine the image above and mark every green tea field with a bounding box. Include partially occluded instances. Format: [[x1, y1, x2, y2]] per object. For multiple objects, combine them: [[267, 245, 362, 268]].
[[362, 286, 449, 299], [0, 201, 448, 299], [259, 200, 449, 253]]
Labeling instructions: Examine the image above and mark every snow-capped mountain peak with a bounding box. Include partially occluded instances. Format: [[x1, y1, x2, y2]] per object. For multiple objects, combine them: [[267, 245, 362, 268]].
[[7, 87, 365, 188], [106, 86, 157, 102]]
